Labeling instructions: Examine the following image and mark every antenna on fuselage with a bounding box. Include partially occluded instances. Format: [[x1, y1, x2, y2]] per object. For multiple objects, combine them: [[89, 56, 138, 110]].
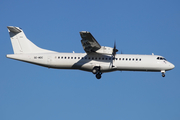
[[121, 50, 123, 54]]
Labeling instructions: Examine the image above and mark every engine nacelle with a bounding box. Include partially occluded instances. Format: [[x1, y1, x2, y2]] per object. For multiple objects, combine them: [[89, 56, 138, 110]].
[[95, 46, 113, 55]]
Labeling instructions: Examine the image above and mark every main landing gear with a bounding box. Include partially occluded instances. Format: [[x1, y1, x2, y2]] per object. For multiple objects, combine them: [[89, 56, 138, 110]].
[[92, 66, 102, 79]]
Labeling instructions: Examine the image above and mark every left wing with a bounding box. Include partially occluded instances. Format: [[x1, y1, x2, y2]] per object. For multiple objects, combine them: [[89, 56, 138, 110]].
[[80, 31, 101, 53]]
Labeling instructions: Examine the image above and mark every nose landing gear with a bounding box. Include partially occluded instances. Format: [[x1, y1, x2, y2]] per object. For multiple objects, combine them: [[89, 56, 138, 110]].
[[161, 70, 165, 77], [162, 73, 165, 77]]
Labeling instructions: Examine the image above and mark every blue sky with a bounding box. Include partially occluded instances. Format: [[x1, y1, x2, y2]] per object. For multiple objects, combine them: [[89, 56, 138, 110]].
[[1, 0, 180, 120]]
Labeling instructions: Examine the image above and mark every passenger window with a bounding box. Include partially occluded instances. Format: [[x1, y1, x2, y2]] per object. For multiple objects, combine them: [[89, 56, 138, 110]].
[[61, 57, 63, 59], [58, 56, 60, 59], [78, 57, 80, 59], [126, 58, 128, 61], [119, 58, 121, 60], [132, 58, 134, 61], [65, 57, 66, 59], [102, 58, 104, 60], [68, 57, 70, 59], [74, 57, 76, 59], [122, 58, 124, 60], [136, 58, 138, 61], [139, 59, 141, 61], [106, 58, 108, 60], [99, 58, 101, 60], [129, 58, 131, 61]]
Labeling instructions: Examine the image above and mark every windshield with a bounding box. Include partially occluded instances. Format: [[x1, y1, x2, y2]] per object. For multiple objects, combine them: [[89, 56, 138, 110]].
[[157, 57, 166, 61]]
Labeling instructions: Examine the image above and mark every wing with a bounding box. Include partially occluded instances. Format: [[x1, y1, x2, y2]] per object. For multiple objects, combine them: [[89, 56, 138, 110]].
[[80, 31, 101, 53]]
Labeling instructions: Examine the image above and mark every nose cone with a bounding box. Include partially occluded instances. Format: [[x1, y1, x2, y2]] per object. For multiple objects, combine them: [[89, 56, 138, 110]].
[[169, 63, 175, 70]]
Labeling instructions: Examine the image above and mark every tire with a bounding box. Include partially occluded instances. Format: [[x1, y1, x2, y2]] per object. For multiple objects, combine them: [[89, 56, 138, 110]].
[[92, 68, 97, 74], [162, 73, 165, 77], [92, 67, 99, 74], [96, 73, 101, 79]]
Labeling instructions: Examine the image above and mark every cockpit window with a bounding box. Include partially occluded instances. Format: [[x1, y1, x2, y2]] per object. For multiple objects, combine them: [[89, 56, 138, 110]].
[[157, 57, 166, 60], [163, 58, 166, 60]]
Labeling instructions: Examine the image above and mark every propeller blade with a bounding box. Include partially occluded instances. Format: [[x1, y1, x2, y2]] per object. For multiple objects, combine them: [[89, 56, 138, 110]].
[[111, 41, 118, 67], [112, 41, 118, 57]]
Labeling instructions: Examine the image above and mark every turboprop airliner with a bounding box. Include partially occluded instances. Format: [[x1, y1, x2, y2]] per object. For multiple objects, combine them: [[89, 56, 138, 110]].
[[6, 26, 175, 79]]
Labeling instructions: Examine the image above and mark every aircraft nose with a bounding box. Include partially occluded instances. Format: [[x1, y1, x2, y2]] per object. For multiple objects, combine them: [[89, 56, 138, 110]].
[[169, 63, 175, 70]]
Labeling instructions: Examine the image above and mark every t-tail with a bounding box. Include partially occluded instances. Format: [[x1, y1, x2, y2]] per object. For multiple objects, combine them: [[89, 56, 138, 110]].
[[7, 26, 56, 54]]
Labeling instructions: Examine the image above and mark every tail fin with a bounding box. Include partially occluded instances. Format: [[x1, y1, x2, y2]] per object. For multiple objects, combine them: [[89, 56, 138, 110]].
[[7, 26, 56, 54]]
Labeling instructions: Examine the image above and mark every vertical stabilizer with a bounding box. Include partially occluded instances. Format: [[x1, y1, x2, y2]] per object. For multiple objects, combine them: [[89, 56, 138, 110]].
[[7, 26, 56, 54]]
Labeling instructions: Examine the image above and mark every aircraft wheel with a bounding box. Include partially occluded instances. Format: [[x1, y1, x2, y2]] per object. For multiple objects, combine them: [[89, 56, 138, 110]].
[[92, 67, 100, 74], [92, 68, 98, 74], [96, 73, 101, 79], [162, 73, 165, 77]]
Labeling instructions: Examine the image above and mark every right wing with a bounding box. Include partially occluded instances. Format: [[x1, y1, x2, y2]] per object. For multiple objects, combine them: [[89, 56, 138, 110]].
[[80, 31, 101, 53]]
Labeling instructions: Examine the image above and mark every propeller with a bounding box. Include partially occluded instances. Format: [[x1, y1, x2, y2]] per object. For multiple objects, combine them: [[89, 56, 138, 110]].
[[111, 41, 118, 67], [112, 41, 118, 58]]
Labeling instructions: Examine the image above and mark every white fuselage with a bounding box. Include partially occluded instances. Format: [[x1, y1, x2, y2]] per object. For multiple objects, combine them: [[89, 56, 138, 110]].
[[7, 53, 175, 73], [6, 26, 175, 79]]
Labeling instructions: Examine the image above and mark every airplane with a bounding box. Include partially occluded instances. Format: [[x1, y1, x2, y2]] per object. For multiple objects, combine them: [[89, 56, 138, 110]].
[[6, 26, 175, 79]]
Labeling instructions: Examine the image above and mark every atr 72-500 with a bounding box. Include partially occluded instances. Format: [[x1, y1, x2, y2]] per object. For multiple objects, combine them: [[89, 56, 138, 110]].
[[6, 26, 175, 79]]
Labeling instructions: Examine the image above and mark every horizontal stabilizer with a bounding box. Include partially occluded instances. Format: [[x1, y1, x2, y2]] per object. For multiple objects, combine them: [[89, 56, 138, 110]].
[[7, 26, 22, 33]]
